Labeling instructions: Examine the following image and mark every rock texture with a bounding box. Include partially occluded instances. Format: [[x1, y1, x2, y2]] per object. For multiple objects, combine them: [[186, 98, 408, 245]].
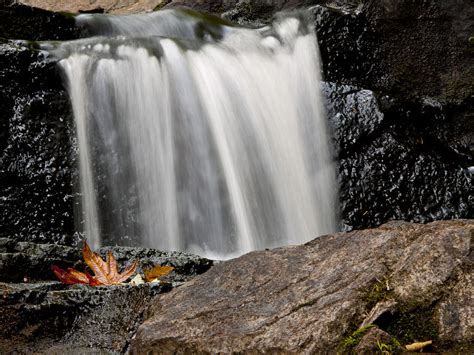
[[354, 327, 402, 354], [0, 238, 213, 353], [131, 220, 474, 353], [323, 82, 473, 230], [0, 40, 78, 245], [1, 282, 170, 353], [0, 1, 78, 40]]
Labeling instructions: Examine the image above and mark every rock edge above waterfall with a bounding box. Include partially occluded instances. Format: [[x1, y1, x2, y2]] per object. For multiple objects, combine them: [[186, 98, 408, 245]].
[[131, 220, 474, 354]]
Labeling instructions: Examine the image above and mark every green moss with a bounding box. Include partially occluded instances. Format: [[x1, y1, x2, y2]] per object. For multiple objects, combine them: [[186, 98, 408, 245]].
[[360, 279, 438, 350], [178, 8, 235, 27], [58, 12, 76, 18], [340, 324, 376, 352], [363, 277, 392, 310], [375, 337, 402, 354]]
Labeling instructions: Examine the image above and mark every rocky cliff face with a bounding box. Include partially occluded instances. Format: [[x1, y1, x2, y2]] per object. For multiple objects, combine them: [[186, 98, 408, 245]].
[[131, 220, 474, 353], [0, 40, 79, 244], [0, 1, 472, 243]]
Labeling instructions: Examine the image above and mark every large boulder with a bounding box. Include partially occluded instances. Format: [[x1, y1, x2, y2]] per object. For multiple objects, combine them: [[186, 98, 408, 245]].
[[0, 0, 80, 246], [131, 220, 474, 353], [312, 2, 474, 102]]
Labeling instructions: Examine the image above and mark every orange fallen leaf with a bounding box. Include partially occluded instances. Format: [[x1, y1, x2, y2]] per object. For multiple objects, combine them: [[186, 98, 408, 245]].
[[144, 264, 174, 282], [83, 242, 137, 285], [52, 241, 137, 286], [51, 265, 90, 285]]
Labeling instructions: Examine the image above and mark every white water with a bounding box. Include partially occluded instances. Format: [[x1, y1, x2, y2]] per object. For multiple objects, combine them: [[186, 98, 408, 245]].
[[56, 10, 338, 259]]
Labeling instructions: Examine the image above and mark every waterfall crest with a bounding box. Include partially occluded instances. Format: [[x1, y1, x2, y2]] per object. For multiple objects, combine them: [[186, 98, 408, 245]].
[[54, 9, 338, 259]]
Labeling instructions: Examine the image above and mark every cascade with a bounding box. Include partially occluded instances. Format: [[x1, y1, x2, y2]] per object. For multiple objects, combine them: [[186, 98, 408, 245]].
[[53, 9, 338, 259]]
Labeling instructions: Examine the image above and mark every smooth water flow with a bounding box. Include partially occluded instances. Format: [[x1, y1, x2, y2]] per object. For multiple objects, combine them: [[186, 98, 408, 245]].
[[56, 10, 338, 259]]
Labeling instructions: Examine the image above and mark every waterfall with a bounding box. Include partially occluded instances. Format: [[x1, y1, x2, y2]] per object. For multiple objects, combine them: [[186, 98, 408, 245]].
[[53, 9, 338, 259]]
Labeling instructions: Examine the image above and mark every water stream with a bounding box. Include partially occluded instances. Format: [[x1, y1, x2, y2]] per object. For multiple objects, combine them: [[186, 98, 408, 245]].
[[53, 9, 338, 259]]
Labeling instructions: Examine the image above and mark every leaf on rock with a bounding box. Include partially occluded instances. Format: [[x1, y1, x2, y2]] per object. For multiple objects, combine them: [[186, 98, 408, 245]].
[[51, 241, 137, 286], [144, 265, 174, 282], [83, 242, 138, 285], [51, 265, 90, 285]]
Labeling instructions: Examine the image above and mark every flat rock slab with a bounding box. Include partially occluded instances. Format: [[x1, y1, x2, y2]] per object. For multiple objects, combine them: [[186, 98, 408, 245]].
[[132, 220, 473, 353]]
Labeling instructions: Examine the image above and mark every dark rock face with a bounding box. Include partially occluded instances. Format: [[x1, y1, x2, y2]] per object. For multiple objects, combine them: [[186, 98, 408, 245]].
[[0, 40, 78, 245], [0, 1, 79, 41], [0, 238, 213, 353], [324, 82, 473, 230], [314, 2, 473, 230], [0, 1, 81, 245], [131, 220, 474, 353]]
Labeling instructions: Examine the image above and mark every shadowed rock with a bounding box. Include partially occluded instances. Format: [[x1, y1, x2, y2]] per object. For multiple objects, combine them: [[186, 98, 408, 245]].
[[0, 240, 213, 353]]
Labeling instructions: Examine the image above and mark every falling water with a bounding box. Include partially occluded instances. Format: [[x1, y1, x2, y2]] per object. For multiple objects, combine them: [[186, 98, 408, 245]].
[[53, 9, 338, 259]]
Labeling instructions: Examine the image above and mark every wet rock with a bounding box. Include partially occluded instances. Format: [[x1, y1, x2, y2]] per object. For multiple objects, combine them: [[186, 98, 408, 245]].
[[323, 82, 473, 230], [0, 1, 79, 40], [312, 2, 474, 102], [323, 82, 385, 154], [97, 245, 214, 284], [0, 240, 213, 353], [0, 281, 170, 353], [0, 40, 77, 245], [131, 220, 474, 353], [0, 238, 213, 284], [312, 4, 381, 92], [0, 237, 82, 282], [0, 2, 80, 248]]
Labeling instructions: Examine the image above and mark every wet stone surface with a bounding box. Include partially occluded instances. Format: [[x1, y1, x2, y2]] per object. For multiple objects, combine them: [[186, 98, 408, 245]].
[[323, 82, 473, 230], [0, 238, 213, 353], [0, 40, 78, 245], [0, 282, 170, 353], [0, 238, 213, 284]]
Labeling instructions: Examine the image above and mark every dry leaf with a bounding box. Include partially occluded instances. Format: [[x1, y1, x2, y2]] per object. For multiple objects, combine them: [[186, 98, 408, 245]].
[[51, 265, 90, 285], [52, 241, 137, 286], [144, 265, 174, 282], [405, 340, 432, 351], [83, 242, 137, 285]]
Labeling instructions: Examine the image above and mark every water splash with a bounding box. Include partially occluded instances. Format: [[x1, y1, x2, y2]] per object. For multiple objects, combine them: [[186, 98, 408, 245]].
[[55, 9, 338, 259]]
